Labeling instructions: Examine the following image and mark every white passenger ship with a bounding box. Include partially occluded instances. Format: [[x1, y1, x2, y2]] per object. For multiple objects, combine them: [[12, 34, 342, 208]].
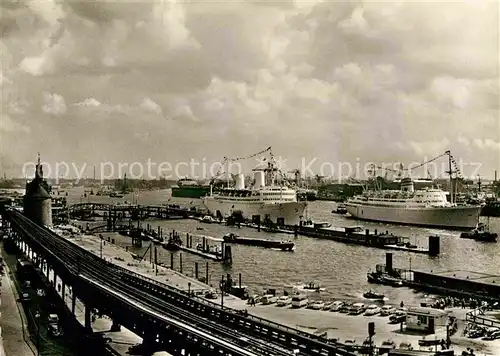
[[202, 160, 307, 226], [345, 178, 481, 230]]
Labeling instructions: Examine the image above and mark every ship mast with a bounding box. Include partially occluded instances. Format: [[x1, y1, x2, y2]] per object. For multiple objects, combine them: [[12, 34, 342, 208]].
[[446, 150, 454, 204]]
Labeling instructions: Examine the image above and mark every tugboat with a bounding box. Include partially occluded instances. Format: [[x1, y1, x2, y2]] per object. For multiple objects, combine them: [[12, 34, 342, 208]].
[[367, 272, 403, 287], [363, 290, 385, 299], [460, 221, 498, 242]]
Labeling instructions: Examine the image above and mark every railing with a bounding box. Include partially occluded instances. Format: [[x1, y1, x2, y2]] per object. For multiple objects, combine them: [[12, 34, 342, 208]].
[[466, 309, 500, 328]]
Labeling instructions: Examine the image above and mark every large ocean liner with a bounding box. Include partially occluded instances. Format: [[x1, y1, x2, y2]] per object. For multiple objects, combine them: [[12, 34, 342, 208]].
[[202, 148, 307, 226], [345, 151, 482, 229], [345, 178, 481, 229]]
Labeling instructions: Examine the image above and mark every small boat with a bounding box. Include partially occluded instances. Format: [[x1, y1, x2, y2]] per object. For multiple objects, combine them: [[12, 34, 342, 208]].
[[332, 204, 347, 214], [201, 216, 217, 224], [196, 227, 204, 231], [299, 281, 326, 292], [363, 290, 385, 299], [460, 222, 497, 242], [163, 235, 182, 251]]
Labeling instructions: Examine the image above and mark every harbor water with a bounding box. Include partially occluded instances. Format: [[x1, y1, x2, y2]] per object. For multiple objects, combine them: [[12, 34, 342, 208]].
[[68, 187, 500, 306]]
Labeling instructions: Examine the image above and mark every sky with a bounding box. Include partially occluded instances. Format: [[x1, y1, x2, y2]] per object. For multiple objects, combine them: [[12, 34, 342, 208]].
[[0, 0, 499, 181]]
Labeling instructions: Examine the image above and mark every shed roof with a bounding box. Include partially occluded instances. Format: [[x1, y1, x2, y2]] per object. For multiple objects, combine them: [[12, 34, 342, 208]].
[[407, 306, 449, 317]]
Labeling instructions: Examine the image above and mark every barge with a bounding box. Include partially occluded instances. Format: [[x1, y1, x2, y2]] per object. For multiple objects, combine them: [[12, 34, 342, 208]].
[[269, 222, 437, 255], [222, 233, 294, 251]]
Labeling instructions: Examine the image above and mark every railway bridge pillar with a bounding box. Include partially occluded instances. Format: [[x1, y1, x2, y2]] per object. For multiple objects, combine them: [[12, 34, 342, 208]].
[[110, 320, 121, 332], [84, 304, 93, 331]]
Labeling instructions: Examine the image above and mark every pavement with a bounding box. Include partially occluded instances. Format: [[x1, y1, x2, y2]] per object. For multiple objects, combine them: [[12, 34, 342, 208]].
[[61, 230, 246, 309], [59, 228, 500, 355], [0, 254, 35, 356], [246, 305, 500, 356]]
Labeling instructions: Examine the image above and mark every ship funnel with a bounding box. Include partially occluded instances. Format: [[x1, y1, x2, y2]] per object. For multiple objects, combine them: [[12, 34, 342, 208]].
[[400, 177, 414, 193], [253, 171, 265, 189], [235, 174, 245, 190]]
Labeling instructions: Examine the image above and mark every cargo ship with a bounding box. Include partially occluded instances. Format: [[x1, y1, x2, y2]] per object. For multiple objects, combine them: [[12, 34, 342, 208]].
[[171, 178, 210, 198]]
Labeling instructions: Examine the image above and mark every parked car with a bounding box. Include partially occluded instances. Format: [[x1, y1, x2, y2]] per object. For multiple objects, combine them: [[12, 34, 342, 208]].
[[205, 290, 218, 299], [348, 302, 366, 315], [277, 296, 292, 306], [379, 340, 396, 352], [330, 301, 344, 312], [260, 294, 278, 305], [311, 301, 325, 310], [342, 339, 358, 352], [291, 294, 308, 308], [380, 305, 396, 316], [339, 302, 351, 313], [19, 293, 31, 302], [389, 310, 407, 324], [482, 329, 500, 340], [398, 341, 413, 350], [364, 304, 381, 316]]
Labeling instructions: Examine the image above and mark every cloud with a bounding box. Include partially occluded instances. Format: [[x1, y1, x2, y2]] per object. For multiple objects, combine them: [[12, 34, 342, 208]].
[[0, 114, 30, 133], [42, 92, 67, 115], [1, 0, 499, 178], [140, 98, 162, 115], [473, 139, 500, 152]]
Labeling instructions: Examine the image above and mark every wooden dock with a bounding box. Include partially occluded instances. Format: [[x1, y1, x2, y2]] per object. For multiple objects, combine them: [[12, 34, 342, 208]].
[[375, 255, 500, 303]]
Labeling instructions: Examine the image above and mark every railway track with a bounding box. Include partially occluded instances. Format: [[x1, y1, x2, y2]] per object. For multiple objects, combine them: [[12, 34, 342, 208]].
[[10, 212, 295, 356]]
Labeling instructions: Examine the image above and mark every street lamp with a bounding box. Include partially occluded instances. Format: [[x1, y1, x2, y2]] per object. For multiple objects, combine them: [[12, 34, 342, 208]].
[[34, 310, 41, 356], [220, 277, 225, 309], [99, 234, 103, 259], [188, 282, 191, 297]]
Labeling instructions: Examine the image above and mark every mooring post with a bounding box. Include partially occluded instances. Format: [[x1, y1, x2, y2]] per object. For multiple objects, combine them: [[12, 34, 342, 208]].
[[154, 246, 158, 276]]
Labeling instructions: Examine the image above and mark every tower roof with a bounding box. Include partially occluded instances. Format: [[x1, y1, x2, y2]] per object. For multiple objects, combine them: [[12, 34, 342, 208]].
[[26, 183, 50, 199]]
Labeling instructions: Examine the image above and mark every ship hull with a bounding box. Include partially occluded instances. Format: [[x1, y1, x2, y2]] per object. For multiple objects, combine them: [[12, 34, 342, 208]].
[[345, 203, 481, 230], [202, 198, 307, 226], [171, 186, 210, 198]]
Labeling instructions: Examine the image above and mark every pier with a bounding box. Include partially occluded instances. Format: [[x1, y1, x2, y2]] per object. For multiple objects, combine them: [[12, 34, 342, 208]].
[[372, 253, 500, 302], [164, 231, 233, 264], [68, 203, 196, 221], [68, 202, 439, 255]]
